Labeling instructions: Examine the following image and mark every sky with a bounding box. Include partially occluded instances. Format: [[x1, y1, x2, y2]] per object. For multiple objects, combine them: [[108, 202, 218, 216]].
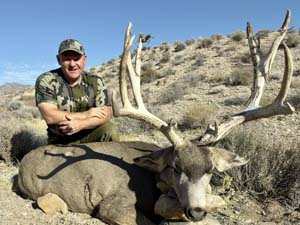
[[0, 0, 299, 85]]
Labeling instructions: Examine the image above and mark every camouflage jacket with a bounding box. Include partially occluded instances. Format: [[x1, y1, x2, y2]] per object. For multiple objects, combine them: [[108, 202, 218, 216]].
[[35, 68, 109, 111], [35, 68, 109, 141]]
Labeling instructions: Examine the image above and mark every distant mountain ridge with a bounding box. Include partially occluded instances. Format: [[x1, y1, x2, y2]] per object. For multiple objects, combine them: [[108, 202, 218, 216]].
[[0, 82, 32, 94]]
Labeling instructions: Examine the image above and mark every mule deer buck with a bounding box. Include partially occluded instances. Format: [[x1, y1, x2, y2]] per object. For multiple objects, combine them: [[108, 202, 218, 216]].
[[18, 10, 294, 225]]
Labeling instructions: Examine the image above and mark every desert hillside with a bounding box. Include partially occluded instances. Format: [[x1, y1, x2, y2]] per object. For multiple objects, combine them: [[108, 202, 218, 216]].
[[1, 27, 300, 225]]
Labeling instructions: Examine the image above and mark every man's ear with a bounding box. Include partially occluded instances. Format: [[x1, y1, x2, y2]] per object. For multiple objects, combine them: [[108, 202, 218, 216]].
[[133, 148, 173, 173], [208, 147, 248, 172], [56, 55, 61, 65]]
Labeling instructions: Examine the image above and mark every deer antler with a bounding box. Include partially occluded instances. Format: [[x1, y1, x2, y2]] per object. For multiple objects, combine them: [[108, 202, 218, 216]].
[[195, 10, 294, 146], [112, 22, 184, 147]]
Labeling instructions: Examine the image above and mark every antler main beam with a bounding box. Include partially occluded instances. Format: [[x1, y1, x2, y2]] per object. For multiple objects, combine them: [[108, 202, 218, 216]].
[[112, 22, 184, 147], [196, 10, 294, 146]]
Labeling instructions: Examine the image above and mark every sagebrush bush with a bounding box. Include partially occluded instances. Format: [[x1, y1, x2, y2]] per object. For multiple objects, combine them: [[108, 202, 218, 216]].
[[225, 68, 253, 86], [215, 128, 300, 208], [179, 104, 216, 130], [10, 128, 47, 164], [256, 29, 272, 38], [185, 39, 195, 46], [193, 55, 205, 67], [0, 111, 46, 164], [179, 73, 206, 88], [160, 52, 171, 64], [224, 97, 245, 106], [230, 31, 247, 42], [158, 82, 187, 104], [239, 52, 252, 64], [173, 42, 186, 52], [160, 42, 170, 51], [8, 100, 23, 111], [286, 32, 300, 48], [141, 63, 162, 83], [172, 55, 184, 66], [210, 34, 223, 41], [197, 38, 213, 49]]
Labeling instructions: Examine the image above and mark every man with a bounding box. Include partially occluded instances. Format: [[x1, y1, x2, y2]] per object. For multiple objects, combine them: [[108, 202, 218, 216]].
[[35, 39, 118, 144]]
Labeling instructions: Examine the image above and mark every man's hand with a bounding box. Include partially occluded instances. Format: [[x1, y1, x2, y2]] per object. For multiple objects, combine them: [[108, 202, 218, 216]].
[[58, 115, 83, 135], [86, 107, 108, 119]]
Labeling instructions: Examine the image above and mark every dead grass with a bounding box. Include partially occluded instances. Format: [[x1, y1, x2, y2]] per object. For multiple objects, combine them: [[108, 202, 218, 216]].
[[215, 128, 300, 208]]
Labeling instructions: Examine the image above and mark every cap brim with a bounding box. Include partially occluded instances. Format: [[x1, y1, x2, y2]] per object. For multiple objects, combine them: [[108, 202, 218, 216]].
[[59, 48, 84, 55]]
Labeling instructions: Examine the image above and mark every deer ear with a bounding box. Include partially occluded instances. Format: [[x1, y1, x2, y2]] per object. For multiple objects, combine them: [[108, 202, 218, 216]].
[[133, 148, 173, 173], [208, 147, 248, 172]]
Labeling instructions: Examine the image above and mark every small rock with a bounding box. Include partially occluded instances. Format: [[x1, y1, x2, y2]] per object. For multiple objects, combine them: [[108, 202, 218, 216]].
[[37, 193, 68, 215]]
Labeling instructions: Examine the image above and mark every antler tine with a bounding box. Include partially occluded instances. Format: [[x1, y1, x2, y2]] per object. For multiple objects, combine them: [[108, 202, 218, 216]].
[[112, 22, 184, 147], [264, 9, 290, 77], [246, 9, 291, 110], [195, 10, 294, 146], [274, 42, 293, 105]]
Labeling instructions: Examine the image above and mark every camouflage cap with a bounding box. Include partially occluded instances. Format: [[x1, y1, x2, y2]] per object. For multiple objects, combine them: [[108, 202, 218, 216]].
[[58, 39, 85, 55]]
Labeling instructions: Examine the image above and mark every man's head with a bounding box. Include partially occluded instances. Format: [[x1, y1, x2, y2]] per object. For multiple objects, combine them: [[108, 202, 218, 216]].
[[57, 39, 87, 85]]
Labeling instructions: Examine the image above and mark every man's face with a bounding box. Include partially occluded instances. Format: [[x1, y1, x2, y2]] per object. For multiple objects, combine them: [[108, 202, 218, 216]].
[[57, 50, 86, 84]]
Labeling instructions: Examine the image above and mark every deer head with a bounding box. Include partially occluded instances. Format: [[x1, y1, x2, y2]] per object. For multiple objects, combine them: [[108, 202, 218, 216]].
[[112, 10, 294, 222]]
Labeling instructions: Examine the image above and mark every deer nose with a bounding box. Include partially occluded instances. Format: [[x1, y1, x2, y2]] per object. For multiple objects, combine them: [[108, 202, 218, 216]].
[[184, 207, 207, 221]]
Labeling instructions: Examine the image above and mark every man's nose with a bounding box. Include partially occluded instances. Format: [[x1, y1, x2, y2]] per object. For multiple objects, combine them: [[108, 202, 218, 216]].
[[69, 59, 76, 66]]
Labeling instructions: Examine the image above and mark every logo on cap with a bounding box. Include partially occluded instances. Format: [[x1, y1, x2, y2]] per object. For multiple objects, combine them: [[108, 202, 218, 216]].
[[58, 39, 85, 55]]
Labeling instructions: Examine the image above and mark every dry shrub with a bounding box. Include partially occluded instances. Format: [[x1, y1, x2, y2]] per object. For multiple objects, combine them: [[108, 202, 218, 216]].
[[10, 128, 47, 164], [215, 128, 300, 208], [158, 82, 187, 104], [193, 54, 206, 67], [256, 29, 272, 38], [185, 39, 195, 46], [179, 73, 206, 88], [224, 97, 245, 106], [160, 52, 171, 64], [179, 104, 216, 130], [239, 52, 252, 64], [141, 63, 162, 83], [287, 94, 300, 111], [8, 100, 23, 111], [172, 55, 184, 66], [225, 68, 253, 86], [0, 112, 46, 165], [210, 34, 223, 41], [230, 31, 247, 42], [286, 32, 300, 48], [197, 38, 213, 49], [160, 42, 170, 51], [173, 42, 186, 52]]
